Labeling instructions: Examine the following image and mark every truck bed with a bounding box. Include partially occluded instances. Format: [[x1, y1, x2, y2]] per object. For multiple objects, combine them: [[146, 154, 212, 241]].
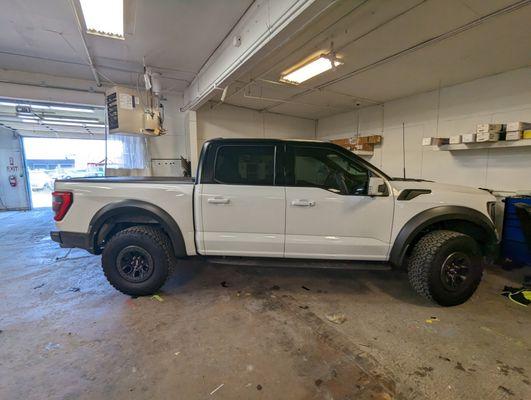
[[54, 176, 196, 256], [55, 176, 194, 184]]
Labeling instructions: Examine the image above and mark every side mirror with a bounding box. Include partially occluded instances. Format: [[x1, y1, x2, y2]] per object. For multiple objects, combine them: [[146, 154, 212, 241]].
[[368, 176, 388, 196]]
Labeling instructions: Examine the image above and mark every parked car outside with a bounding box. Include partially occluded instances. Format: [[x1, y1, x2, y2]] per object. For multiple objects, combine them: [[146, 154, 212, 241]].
[[30, 170, 54, 191]]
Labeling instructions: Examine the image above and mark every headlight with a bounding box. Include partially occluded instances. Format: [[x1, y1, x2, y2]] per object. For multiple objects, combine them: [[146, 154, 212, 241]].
[[487, 201, 496, 222]]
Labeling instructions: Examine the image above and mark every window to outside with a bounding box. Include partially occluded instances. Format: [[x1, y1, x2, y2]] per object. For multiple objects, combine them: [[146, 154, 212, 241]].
[[293, 146, 369, 195], [214, 145, 275, 185]]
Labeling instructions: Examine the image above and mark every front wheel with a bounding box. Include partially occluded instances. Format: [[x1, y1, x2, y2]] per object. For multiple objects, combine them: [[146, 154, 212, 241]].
[[408, 230, 483, 306], [102, 226, 175, 296]]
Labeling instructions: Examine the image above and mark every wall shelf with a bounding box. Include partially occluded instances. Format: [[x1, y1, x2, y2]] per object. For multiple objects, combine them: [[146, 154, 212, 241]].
[[433, 140, 531, 151]]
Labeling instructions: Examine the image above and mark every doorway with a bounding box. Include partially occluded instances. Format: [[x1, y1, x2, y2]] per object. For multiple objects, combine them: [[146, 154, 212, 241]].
[[23, 137, 106, 208]]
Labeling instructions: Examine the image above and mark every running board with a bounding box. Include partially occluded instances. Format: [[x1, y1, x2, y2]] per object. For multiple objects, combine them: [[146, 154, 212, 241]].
[[205, 257, 392, 271]]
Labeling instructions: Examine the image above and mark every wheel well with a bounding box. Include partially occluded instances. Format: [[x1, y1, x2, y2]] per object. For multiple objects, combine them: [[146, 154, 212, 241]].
[[404, 219, 494, 261], [89, 205, 186, 257]]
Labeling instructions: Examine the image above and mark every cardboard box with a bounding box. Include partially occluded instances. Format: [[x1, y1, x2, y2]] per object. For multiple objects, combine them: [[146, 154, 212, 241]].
[[356, 136, 370, 145], [505, 131, 522, 141], [331, 138, 353, 147], [422, 137, 449, 146], [352, 143, 374, 152], [368, 135, 382, 144], [462, 133, 476, 143], [524, 130, 531, 139], [476, 123, 504, 133], [476, 132, 499, 142], [506, 122, 531, 132], [449, 135, 462, 144]]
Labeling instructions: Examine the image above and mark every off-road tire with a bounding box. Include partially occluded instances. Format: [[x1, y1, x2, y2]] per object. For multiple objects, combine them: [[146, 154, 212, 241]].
[[102, 226, 175, 296], [408, 230, 483, 306]]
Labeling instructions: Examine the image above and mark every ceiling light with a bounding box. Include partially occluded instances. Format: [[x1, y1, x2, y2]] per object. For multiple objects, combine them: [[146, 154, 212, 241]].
[[280, 55, 343, 85], [18, 115, 40, 120], [44, 117, 100, 123], [21, 119, 40, 124], [80, 0, 124, 39], [84, 123, 106, 128], [44, 121, 84, 127], [49, 106, 95, 113], [0, 101, 50, 110]]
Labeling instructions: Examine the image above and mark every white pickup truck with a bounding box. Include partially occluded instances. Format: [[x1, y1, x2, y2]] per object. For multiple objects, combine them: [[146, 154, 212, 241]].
[[51, 138, 498, 306]]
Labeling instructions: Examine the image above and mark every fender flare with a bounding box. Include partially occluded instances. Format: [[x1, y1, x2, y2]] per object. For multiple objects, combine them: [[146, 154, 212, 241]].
[[88, 200, 187, 257], [389, 205, 497, 267]]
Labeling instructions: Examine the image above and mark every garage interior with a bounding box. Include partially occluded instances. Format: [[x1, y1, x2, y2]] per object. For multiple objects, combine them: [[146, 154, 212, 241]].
[[0, 1, 530, 399]]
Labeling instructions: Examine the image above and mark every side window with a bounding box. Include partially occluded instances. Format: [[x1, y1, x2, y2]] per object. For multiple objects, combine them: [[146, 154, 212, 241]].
[[214, 145, 275, 185], [292, 146, 369, 195]]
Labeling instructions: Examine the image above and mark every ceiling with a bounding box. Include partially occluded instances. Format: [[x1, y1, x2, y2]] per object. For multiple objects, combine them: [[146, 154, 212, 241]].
[[0, 99, 106, 139], [0, 0, 253, 92], [213, 0, 531, 119]]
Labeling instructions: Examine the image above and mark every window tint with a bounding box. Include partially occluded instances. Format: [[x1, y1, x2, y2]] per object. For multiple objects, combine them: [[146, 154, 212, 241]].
[[214, 145, 275, 185], [292, 146, 369, 195]]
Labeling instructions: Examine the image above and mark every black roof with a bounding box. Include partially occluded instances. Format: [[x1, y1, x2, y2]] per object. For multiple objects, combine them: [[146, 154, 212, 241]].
[[205, 137, 325, 144]]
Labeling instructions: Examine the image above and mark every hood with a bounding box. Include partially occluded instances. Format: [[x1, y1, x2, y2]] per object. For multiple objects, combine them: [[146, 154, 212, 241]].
[[390, 180, 493, 197]]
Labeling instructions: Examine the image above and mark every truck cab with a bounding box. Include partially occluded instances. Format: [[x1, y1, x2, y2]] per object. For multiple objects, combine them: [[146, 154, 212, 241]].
[[195, 139, 394, 260]]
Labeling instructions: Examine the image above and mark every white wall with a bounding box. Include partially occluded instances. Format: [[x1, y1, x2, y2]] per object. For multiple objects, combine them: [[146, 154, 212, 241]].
[[0, 127, 30, 210], [148, 93, 189, 161], [317, 67, 531, 192], [197, 103, 316, 149]]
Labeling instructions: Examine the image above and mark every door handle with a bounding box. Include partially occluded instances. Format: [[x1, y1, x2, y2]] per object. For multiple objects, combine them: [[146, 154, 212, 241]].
[[207, 197, 230, 204], [291, 199, 315, 207]]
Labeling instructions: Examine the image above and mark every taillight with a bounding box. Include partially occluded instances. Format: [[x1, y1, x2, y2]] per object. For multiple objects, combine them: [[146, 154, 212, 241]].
[[52, 191, 73, 221]]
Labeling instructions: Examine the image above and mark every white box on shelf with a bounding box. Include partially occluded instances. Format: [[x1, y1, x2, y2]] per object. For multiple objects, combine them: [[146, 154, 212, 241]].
[[505, 131, 523, 141], [462, 133, 476, 143], [476, 123, 504, 133], [506, 122, 531, 132], [476, 132, 499, 142], [449, 135, 462, 144]]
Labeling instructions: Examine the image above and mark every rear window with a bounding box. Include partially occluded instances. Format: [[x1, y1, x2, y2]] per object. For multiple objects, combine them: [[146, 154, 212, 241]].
[[214, 145, 275, 185]]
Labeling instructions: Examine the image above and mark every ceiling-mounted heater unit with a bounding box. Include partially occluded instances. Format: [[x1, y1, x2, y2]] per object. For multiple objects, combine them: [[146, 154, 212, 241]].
[[106, 86, 165, 136]]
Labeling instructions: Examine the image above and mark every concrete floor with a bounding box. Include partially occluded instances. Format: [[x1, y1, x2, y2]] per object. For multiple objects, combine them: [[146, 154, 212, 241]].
[[0, 210, 529, 400]]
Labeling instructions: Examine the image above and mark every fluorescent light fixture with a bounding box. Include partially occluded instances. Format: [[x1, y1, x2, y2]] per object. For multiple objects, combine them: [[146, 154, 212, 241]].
[[80, 0, 124, 39], [44, 121, 84, 127], [49, 106, 95, 113], [21, 119, 39, 124], [0, 101, 50, 109], [18, 115, 40, 120], [44, 117, 100, 123], [84, 123, 106, 128], [280, 55, 343, 84]]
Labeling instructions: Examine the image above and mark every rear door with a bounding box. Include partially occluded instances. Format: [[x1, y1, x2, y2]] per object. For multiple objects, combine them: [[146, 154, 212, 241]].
[[284, 143, 394, 260], [196, 142, 285, 257]]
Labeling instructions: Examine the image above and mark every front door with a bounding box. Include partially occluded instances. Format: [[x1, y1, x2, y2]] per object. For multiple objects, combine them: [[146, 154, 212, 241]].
[[284, 144, 394, 260], [198, 143, 285, 257]]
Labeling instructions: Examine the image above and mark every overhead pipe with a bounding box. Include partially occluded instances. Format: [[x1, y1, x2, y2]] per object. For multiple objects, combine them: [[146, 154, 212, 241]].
[[180, 0, 339, 112], [70, 0, 102, 87]]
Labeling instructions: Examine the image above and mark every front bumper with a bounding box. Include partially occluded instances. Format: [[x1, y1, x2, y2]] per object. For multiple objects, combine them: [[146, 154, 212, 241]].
[[50, 231, 93, 253]]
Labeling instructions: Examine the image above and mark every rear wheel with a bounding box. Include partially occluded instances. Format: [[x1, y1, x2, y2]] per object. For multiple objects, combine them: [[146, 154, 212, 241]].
[[102, 226, 175, 296], [407, 230, 483, 306]]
